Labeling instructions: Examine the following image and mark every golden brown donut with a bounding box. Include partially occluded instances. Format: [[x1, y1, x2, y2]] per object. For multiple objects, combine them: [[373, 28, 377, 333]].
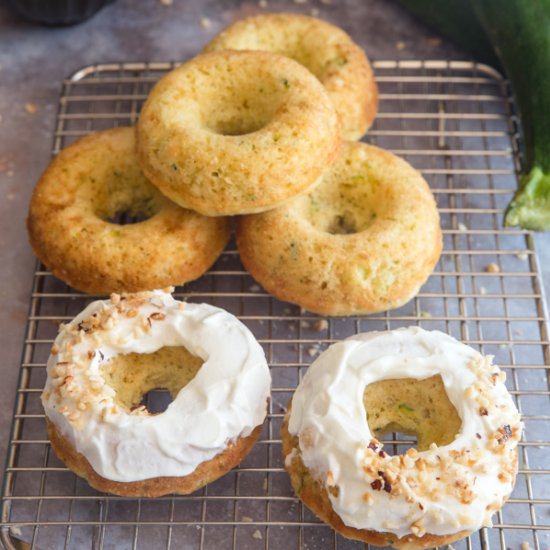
[[236, 141, 442, 316], [204, 13, 378, 140], [282, 328, 522, 548], [136, 50, 341, 216], [27, 127, 230, 294]]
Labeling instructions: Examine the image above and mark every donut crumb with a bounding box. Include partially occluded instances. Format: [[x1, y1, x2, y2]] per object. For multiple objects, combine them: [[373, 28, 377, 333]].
[[312, 319, 328, 331], [200, 17, 212, 29], [24, 102, 38, 114], [252, 530, 262, 540], [485, 262, 500, 273]]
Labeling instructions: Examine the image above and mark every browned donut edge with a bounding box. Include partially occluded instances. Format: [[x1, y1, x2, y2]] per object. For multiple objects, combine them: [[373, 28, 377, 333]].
[[281, 403, 475, 550], [47, 418, 264, 497]]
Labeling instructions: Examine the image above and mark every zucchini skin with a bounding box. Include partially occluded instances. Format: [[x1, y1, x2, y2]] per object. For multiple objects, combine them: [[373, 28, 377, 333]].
[[397, 0, 550, 230], [394, 0, 501, 68], [473, 0, 550, 230]]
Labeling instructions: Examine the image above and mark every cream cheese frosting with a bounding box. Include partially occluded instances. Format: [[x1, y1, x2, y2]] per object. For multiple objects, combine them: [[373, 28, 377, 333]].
[[287, 327, 522, 539], [42, 289, 271, 482]]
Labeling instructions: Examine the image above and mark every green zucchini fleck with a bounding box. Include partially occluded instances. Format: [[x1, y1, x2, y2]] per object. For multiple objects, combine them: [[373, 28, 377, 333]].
[[398, 403, 415, 414]]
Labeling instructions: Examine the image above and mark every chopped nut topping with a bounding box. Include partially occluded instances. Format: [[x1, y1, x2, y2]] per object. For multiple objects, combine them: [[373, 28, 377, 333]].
[[370, 479, 383, 491], [149, 312, 166, 321], [362, 492, 372, 503]]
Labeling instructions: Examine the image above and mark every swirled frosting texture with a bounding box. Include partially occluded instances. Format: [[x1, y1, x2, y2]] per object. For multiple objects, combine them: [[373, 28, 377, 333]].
[[288, 327, 522, 538], [42, 290, 271, 482]]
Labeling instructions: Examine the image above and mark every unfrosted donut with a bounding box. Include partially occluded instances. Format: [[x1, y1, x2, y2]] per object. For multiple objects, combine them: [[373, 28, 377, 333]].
[[27, 127, 230, 294], [204, 13, 378, 140], [42, 290, 271, 497], [282, 327, 522, 548], [136, 50, 341, 216], [236, 141, 441, 316]]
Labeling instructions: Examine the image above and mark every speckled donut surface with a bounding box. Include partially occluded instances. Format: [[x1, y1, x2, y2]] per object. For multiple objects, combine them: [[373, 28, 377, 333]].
[[204, 13, 378, 140], [236, 141, 441, 316], [282, 328, 522, 548], [27, 127, 230, 294], [136, 50, 341, 216]]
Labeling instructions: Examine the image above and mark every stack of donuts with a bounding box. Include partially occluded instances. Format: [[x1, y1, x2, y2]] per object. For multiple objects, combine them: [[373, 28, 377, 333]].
[[28, 13, 522, 549], [28, 12, 441, 316]]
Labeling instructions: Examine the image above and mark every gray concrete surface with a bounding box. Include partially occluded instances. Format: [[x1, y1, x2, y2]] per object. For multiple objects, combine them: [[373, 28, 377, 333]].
[[0, 0, 548, 488]]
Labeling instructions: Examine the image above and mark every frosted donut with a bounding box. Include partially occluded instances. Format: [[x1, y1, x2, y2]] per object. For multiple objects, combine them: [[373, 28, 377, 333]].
[[27, 127, 230, 294], [236, 141, 441, 316], [282, 327, 522, 548], [136, 50, 341, 216], [42, 290, 271, 497], [204, 13, 378, 140]]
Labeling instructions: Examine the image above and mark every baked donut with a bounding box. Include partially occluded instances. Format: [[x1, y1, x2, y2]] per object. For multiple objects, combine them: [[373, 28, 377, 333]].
[[282, 327, 522, 548], [42, 289, 271, 497], [27, 127, 230, 294], [136, 50, 341, 216], [204, 13, 378, 140], [236, 141, 441, 316]]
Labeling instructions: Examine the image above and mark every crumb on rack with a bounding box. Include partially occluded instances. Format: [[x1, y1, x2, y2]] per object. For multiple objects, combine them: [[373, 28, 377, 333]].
[[242, 516, 253, 522], [312, 319, 328, 331], [249, 284, 261, 292], [485, 262, 500, 274], [310, 7, 319, 16], [479, 286, 487, 295], [258, 0, 268, 6], [420, 311, 432, 318], [307, 345, 320, 357], [520, 542, 534, 550], [200, 17, 212, 29], [252, 529, 262, 539], [24, 102, 38, 114], [458, 222, 468, 231], [301, 320, 310, 329], [396, 41, 406, 50], [516, 252, 528, 261], [160, 0, 173, 5]]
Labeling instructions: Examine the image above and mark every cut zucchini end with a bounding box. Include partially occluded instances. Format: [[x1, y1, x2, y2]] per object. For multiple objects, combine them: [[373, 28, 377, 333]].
[[505, 166, 550, 231]]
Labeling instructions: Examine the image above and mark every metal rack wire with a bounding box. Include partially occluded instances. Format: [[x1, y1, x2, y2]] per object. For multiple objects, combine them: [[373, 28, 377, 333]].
[[1, 60, 549, 550]]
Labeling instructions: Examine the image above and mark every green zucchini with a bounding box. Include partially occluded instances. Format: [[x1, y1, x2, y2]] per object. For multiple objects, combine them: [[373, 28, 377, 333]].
[[395, 0, 550, 231], [394, 0, 501, 68], [473, 0, 550, 230]]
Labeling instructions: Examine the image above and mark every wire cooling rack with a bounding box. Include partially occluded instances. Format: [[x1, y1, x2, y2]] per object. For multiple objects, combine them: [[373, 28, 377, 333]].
[[1, 60, 549, 550]]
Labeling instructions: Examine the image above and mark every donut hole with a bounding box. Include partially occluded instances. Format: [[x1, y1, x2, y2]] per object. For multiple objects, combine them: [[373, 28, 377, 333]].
[[363, 375, 462, 452], [101, 346, 204, 415], [200, 73, 286, 136], [297, 179, 379, 235], [91, 167, 166, 225]]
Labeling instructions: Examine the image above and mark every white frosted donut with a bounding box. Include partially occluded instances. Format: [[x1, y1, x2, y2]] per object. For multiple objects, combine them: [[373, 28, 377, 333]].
[[42, 290, 271, 491], [284, 327, 522, 546]]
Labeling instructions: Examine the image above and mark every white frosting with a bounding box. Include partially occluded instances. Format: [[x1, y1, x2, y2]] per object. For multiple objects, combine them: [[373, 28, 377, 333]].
[[288, 327, 522, 539], [42, 290, 271, 482]]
